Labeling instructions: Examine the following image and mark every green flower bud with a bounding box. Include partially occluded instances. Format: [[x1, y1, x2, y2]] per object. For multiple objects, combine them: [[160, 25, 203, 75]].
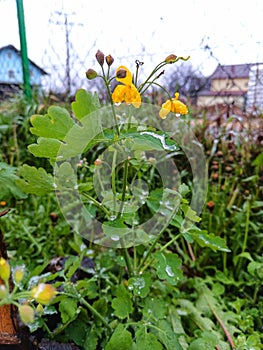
[[0, 258, 10, 283], [13, 266, 25, 285], [86, 69, 98, 80], [36, 303, 44, 315], [0, 285, 8, 299], [19, 304, 35, 324]]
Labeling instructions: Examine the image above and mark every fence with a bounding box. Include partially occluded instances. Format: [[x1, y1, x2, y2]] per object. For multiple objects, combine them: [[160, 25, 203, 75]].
[[0, 0, 263, 114]]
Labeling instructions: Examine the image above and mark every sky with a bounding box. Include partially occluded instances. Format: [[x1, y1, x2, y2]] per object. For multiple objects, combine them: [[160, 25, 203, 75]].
[[0, 0, 263, 78]]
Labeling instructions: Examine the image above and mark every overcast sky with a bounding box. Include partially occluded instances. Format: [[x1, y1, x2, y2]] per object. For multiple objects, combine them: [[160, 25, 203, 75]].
[[1, 0, 263, 76]]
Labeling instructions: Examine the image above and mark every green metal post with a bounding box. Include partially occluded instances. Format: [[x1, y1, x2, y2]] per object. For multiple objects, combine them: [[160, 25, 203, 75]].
[[16, 0, 32, 99]]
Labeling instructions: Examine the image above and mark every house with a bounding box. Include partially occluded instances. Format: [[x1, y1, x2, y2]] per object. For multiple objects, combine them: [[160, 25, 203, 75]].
[[0, 44, 47, 97], [197, 63, 263, 113]]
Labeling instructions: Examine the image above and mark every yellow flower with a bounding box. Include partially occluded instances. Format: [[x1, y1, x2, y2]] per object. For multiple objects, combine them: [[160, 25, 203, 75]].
[[0, 257, 11, 283], [112, 66, 141, 108], [13, 266, 25, 285], [159, 92, 188, 119], [19, 304, 35, 324], [31, 283, 56, 305], [0, 285, 8, 299]]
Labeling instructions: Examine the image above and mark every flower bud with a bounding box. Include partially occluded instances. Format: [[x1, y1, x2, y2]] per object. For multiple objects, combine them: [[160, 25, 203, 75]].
[[0, 258, 11, 283], [86, 69, 98, 80], [94, 158, 103, 166], [36, 303, 44, 315], [0, 285, 8, 299], [50, 212, 59, 224], [13, 266, 25, 285], [106, 54, 114, 66], [165, 54, 177, 63], [207, 200, 215, 212], [31, 283, 56, 305], [95, 50, 105, 66], [19, 304, 35, 324]]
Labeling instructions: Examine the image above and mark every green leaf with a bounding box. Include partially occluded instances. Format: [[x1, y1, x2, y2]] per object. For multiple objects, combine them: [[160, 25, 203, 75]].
[[189, 331, 218, 350], [142, 298, 168, 320], [16, 164, 54, 195], [30, 106, 74, 138], [146, 188, 162, 213], [128, 272, 151, 298], [105, 324, 133, 350], [188, 229, 231, 252], [71, 89, 100, 120], [153, 320, 184, 350], [181, 203, 201, 222], [102, 219, 130, 239], [252, 152, 263, 167], [135, 327, 163, 349], [54, 162, 78, 190], [61, 309, 89, 347], [76, 279, 98, 299], [84, 325, 99, 350], [92, 297, 108, 321], [0, 162, 26, 199], [153, 252, 183, 285], [59, 298, 78, 324], [131, 131, 179, 152], [28, 137, 63, 159], [111, 284, 133, 319]]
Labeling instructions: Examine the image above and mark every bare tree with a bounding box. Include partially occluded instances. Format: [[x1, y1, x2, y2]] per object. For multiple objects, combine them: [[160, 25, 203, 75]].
[[163, 62, 209, 103]]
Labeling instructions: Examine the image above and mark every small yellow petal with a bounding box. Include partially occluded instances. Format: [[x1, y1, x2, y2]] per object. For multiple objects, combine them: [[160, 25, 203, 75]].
[[159, 108, 170, 119], [115, 66, 133, 85], [112, 84, 141, 108]]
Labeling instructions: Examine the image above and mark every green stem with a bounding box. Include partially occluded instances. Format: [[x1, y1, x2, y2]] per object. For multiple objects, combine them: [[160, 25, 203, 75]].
[[241, 199, 251, 254], [140, 81, 173, 98], [120, 238, 133, 277], [80, 297, 112, 332], [81, 192, 111, 216], [235, 199, 251, 277], [116, 159, 129, 219], [101, 75, 120, 136], [111, 150, 117, 214], [160, 233, 181, 252], [138, 61, 167, 93], [22, 224, 42, 254], [61, 292, 112, 332], [138, 216, 175, 272]]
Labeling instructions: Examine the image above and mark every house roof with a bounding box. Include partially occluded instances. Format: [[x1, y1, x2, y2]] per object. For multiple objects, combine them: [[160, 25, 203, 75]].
[[198, 90, 246, 97], [210, 63, 255, 80], [0, 44, 48, 75]]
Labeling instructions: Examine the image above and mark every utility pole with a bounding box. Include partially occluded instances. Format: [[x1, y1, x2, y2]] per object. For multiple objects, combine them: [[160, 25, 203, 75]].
[[65, 14, 71, 96], [16, 0, 32, 99]]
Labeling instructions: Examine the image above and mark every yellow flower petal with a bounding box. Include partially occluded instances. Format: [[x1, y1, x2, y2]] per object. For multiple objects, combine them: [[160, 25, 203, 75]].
[[159, 100, 171, 119], [112, 85, 126, 104], [112, 84, 141, 108], [159, 93, 188, 118], [115, 66, 133, 85]]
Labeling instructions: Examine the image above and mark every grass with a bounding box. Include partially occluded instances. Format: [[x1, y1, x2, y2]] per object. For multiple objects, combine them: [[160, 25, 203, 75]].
[[0, 94, 263, 349]]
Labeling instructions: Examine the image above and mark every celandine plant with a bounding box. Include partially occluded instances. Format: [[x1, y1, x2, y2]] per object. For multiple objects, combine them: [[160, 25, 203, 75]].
[[1, 50, 233, 349]]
